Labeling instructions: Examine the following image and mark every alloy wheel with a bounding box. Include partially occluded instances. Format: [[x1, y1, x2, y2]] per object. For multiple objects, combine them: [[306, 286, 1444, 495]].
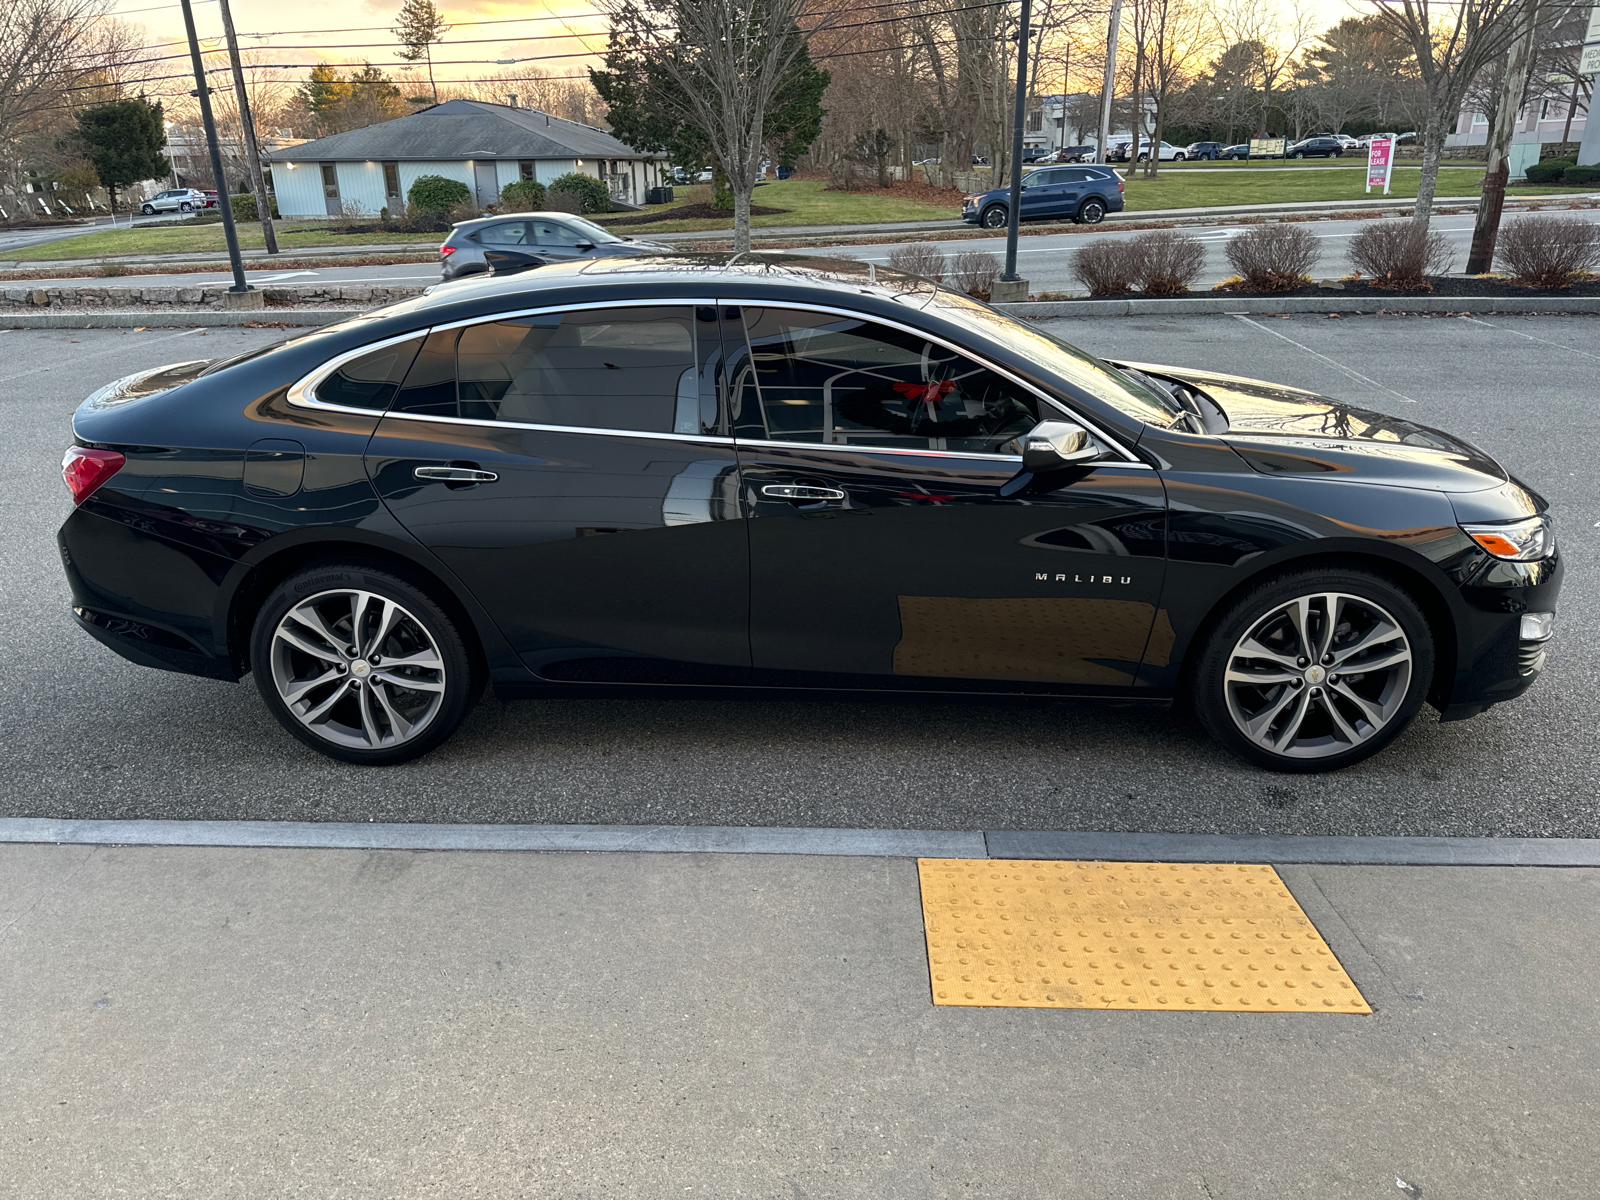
[[1078, 200, 1105, 224], [268, 587, 447, 750], [981, 206, 1007, 228], [1222, 592, 1413, 761]]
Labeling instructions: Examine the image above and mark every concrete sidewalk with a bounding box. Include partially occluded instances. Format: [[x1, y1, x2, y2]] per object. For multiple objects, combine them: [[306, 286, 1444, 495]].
[[3, 841, 1596, 1198]]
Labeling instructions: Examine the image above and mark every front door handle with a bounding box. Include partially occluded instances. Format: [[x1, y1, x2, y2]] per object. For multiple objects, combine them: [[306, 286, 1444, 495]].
[[761, 484, 845, 502], [414, 466, 498, 483]]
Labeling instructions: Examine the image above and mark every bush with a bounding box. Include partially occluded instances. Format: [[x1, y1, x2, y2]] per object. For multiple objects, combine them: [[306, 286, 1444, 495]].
[[1071, 239, 1140, 295], [948, 248, 1000, 298], [407, 174, 471, 212], [1523, 157, 1575, 185], [1224, 223, 1320, 291], [1346, 220, 1453, 289], [546, 171, 610, 214], [400, 206, 452, 233], [886, 242, 947, 280], [1563, 165, 1600, 185], [1133, 230, 1205, 296], [499, 178, 546, 211], [229, 192, 281, 221], [1495, 215, 1600, 287]]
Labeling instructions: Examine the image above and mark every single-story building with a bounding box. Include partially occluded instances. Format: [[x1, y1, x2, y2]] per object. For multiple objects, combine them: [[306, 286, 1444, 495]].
[[263, 99, 668, 217]]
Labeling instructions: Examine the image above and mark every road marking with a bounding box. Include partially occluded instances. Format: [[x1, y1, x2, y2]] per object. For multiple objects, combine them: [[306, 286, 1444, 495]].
[[919, 859, 1370, 1012], [0, 326, 205, 385], [255, 270, 317, 281], [1456, 314, 1600, 363], [1230, 313, 1415, 403]]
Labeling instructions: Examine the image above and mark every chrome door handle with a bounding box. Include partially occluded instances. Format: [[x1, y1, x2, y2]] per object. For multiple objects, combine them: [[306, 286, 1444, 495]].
[[414, 466, 498, 483], [761, 484, 845, 501]]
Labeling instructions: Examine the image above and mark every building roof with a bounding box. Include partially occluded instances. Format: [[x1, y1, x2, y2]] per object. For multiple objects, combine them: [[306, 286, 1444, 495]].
[[263, 99, 660, 163]]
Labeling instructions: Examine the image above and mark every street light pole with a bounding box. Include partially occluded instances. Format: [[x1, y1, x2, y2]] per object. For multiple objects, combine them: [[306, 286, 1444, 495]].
[[1095, 0, 1123, 166], [1001, 0, 1032, 287], [178, 0, 250, 294], [218, 0, 279, 255]]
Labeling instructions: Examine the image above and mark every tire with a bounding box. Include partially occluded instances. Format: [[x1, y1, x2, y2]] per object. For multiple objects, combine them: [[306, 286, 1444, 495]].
[[1174, 153, 1186, 162], [180, 201, 193, 212], [1190, 568, 1435, 773], [140, 203, 155, 215], [249, 562, 479, 765], [1076, 198, 1107, 225], [980, 204, 1008, 229]]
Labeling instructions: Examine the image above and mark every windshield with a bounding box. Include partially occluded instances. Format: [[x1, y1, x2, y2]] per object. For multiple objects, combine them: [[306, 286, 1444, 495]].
[[564, 215, 622, 244], [924, 290, 1188, 427]]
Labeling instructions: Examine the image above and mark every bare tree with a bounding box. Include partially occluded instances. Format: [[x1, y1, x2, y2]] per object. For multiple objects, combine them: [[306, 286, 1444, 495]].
[[0, 0, 109, 184], [1368, 0, 1528, 231], [1130, 0, 1213, 177], [1214, 0, 1314, 135]]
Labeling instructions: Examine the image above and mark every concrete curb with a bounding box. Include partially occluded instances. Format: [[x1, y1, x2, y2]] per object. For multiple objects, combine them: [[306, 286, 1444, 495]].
[[4, 817, 1600, 866], [0, 308, 351, 328], [1001, 293, 1600, 317]]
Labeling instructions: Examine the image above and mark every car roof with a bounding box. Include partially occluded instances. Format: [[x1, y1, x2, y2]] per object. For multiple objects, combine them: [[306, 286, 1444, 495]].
[[452, 210, 592, 230]]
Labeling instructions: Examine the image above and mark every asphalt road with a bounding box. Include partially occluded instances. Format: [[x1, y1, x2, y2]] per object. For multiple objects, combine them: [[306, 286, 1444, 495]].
[[1, 316, 1594, 834]]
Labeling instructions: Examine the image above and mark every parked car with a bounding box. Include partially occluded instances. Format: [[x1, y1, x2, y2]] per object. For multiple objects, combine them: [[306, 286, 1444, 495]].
[[1186, 141, 1226, 160], [1135, 141, 1187, 162], [1286, 136, 1345, 159], [1220, 143, 1251, 160], [962, 164, 1125, 227], [1103, 141, 1133, 163], [1022, 146, 1051, 163], [138, 188, 210, 215], [436, 212, 669, 281], [57, 255, 1562, 771], [1051, 145, 1097, 163]]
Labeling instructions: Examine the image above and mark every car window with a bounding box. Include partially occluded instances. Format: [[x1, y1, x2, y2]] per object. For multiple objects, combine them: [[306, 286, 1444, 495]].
[[1060, 169, 1093, 183], [314, 336, 425, 411], [728, 307, 1041, 455], [530, 220, 584, 248], [390, 306, 716, 435], [1028, 169, 1061, 186], [476, 221, 527, 246]]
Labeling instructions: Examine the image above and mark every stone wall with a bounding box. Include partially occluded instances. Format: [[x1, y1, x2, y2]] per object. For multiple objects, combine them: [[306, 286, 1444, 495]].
[[0, 283, 428, 309]]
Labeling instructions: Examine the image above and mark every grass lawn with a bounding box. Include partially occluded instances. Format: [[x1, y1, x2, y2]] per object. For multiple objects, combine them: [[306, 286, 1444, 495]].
[[590, 179, 955, 234], [1117, 166, 1485, 211], [5, 221, 444, 263]]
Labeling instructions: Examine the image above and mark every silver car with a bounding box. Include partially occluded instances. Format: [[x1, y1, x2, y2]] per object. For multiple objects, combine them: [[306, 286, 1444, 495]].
[[438, 212, 669, 281], [139, 188, 209, 215]]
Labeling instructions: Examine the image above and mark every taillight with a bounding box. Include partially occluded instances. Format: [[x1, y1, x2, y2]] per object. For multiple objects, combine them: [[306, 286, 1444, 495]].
[[439, 244, 455, 256], [62, 446, 125, 505], [1117, 179, 1125, 192]]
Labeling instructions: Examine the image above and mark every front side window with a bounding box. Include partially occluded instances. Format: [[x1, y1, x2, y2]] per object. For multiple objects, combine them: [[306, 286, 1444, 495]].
[[314, 336, 424, 410], [476, 221, 527, 246], [390, 307, 716, 435], [729, 308, 1041, 455], [529, 220, 583, 248]]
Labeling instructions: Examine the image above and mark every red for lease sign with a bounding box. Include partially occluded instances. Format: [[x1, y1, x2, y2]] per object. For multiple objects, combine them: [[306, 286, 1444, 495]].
[[1367, 137, 1395, 193]]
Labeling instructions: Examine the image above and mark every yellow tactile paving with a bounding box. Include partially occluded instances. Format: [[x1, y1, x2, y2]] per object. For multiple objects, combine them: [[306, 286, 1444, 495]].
[[918, 859, 1370, 1013]]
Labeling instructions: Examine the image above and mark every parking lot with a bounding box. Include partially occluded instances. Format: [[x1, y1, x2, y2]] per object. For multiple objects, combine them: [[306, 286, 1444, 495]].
[[1, 314, 1594, 836]]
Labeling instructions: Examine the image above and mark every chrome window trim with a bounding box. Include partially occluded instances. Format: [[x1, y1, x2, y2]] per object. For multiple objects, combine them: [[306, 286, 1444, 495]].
[[286, 329, 435, 417], [373, 409, 736, 446]]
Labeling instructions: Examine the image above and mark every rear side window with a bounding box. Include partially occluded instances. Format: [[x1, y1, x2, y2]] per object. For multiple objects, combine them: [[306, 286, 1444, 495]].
[[313, 336, 424, 410], [389, 307, 718, 435]]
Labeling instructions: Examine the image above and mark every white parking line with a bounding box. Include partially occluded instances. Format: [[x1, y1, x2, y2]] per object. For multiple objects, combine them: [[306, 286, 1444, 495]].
[[1456, 314, 1600, 363], [0, 326, 205, 386], [1229, 314, 1415, 404]]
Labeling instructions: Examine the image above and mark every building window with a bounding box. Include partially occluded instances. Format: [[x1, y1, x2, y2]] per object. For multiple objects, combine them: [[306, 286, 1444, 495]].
[[1472, 111, 1488, 124], [382, 162, 401, 199], [519, 161, 535, 180], [320, 163, 339, 199]]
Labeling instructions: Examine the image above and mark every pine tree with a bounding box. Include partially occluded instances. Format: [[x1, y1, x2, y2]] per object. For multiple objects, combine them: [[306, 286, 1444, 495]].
[[76, 98, 168, 214], [392, 0, 451, 104]]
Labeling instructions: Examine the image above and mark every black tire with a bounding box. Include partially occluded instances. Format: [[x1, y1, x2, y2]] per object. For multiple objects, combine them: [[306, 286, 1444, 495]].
[[1076, 198, 1107, 225], [179, 201, 194, 212], [249, 562, 479, 765], [1190, 567, 1435, 773], [980, 204, 1008, 229], [1174, 153, 1186, 161], [140, 203, 155, 215]]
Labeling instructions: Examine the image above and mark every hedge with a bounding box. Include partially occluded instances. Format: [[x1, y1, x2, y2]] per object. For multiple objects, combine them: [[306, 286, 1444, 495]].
[[546, 171, 610, 213], [1562, 165, 1600, 185], [1524, 158, 1575, 184], [498, 178, 546, 210], [407, 174, 471, 212], [229, 192, 279, 221]]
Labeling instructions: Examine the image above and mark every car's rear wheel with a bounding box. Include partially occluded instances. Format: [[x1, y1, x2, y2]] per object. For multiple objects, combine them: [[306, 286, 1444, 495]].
[[180, 201, 193, 212], [1191, 568, 1434, 772], [140, 203, 155, 215], [1076, 198, 1107, 224], [250, 563, 478, 765], [980, 204, 1008, 229]]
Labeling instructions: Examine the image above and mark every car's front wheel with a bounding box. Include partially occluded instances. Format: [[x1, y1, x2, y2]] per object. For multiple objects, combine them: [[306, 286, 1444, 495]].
[[250, 563, 479, 765], [1075, 198, 1107, 224], [1173, 152, 1186, 161], [1191, 568, 1434, 772], [140, 203, 155, 215], [980, 204, 1008, 229], [179, 201, 194, 212]]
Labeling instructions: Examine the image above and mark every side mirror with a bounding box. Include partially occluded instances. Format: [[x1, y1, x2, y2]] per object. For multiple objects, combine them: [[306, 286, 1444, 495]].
[[575, 240, 596, 251], [1021, 420, 1101, 471]]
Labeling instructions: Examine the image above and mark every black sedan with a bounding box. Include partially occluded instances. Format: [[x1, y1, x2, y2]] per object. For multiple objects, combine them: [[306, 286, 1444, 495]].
[[438, 211, 667, 281], [59, 256, 1561, 771]]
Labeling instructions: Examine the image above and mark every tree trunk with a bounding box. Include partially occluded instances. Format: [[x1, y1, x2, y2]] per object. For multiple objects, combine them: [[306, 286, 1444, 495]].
[[733, 184, 752, 254], [1410, 119, 1447, 232], [1561, 76, 1579, 145], [1467, 0, 1540, 275]]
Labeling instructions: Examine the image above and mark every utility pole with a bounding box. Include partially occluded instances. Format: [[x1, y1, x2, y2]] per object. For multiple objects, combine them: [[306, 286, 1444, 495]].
[[1095, 0, 1123, 165], [997, 0, 1033, 300], [1466, 0, 1542, 274], [1058, 47, 1070, 155], [179, 0, 253, 299], [218, 0, 278, 254]]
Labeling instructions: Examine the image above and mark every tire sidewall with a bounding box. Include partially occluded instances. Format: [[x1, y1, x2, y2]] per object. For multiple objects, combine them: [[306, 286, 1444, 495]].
[[1191, 569, 1436, 773], [1079, 200, 1106, 224], [981, 205, 1007, 228], [249, 563, 476, 765]]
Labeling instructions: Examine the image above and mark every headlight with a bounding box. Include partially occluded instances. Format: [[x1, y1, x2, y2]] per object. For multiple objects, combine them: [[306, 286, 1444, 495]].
[[1461, 515, 1555, 561]]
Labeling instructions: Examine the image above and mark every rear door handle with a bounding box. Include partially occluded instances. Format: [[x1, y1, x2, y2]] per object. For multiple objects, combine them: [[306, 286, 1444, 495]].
[[761, 484, 845, 501], [414, 466, 498, 483]]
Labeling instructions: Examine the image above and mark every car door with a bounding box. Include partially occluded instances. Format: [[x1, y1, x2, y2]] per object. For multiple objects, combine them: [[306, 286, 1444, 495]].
[[1019, 169, 1067, 219], [529, 219, 593, 263], [724, 304, 1170, 695], [365, 302, 750, 683]]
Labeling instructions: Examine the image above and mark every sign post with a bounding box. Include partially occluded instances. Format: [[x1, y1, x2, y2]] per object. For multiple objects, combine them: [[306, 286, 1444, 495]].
[[1366, 135, 1395, 195]]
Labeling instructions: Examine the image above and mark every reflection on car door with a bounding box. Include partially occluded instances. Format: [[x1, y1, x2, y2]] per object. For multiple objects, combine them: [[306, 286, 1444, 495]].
[[529, 219, 590, 263], [724, 305, 1170, 694], [365, 304, 749, 683]]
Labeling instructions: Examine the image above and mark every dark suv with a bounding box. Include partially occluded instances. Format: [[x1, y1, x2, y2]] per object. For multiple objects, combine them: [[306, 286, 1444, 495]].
[[1287, 137, 1344, 159], [438, 211, 668, 281], [1186, 141, 1225, 160], [962, 165, 1125, 227]]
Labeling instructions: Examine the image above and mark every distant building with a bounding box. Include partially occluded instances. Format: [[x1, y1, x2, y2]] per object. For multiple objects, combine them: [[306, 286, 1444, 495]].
[[162, 123, 305, 192], [1025, 93, 1154, 152], [1445, 94, 1589, 152], [262, 99, 669, 217]]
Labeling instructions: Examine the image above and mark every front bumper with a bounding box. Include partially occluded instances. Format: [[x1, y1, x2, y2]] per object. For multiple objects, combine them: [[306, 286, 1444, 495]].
[[1439, 549, 1562, 719]]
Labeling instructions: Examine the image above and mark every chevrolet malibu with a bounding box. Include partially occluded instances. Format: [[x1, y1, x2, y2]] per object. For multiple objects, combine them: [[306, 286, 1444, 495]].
[[59, 256, 1560, 771]]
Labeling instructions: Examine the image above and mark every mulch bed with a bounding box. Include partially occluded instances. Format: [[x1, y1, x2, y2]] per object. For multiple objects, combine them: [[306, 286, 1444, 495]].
[[597, 202, 789, 226], [1209, 275, 1600, 300]]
